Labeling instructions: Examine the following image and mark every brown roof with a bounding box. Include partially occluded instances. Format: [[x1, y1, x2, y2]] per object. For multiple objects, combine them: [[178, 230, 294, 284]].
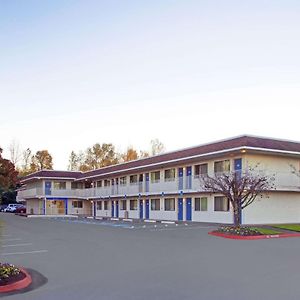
[[21, 170, 82, 183], [78, 135, 300, 180], [21, 135, 300, 183]]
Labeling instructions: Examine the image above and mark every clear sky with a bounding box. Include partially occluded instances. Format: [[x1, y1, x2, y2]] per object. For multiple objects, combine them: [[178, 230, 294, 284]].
[[1, 0, 300, 169]]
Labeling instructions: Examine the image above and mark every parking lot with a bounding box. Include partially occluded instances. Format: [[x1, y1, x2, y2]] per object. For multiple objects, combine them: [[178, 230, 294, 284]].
[[1, 213, 300, 300]]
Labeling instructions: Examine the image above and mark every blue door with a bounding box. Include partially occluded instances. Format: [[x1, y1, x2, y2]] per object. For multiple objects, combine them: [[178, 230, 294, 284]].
[[139, 200, 143, 219], [178, 198, 183, 221], [234, 158, 242, 223], [93, 201, 96, 217], [45, 181, 52, 195], [145, 173, 149, 192], [186, 166, 192, 189], [116, 201, 119, 218], [178, 168, 183, 190], [145, 199, 149, 219], [186, 198, 192, 221], [234, 158, 242, 171], [111, 201, 114, 217], [65, 199, 68, 215]]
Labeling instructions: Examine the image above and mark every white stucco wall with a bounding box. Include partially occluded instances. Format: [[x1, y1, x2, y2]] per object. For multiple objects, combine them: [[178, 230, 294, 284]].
[[67, 199, 92, 215], [242, 192, 300, 224], [26, 199, 43, 214], [192, 196, 233, 224]]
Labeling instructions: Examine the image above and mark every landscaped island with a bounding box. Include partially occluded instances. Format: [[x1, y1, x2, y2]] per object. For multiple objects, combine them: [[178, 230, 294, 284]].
[[209, 225, 300, 240], [0, 263, 32, 293]]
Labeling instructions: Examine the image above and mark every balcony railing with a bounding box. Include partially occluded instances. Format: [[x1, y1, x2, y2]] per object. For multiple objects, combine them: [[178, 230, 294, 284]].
[[18, 171, 300, 200]]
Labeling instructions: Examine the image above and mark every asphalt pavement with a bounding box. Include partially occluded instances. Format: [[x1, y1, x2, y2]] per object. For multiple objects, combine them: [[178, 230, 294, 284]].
[[1, 213, 300, 300]]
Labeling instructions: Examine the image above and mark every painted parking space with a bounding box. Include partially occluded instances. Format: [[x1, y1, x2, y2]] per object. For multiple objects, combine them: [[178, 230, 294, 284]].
[[0, 234, 48, 257], [50, 217, 217, 231]]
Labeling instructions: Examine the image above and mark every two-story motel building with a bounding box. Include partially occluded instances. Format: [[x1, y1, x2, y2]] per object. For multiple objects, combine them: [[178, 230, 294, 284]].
[[18, 135, 300, 225]]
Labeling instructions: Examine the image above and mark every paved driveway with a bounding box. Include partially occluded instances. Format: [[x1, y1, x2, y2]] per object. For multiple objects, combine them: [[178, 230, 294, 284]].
[[1, 213, 300, 300]]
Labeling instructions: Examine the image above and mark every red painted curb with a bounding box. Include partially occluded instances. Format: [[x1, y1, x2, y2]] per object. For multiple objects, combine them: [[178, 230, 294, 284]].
[[0, 268, 32, 293], [208, 231, 300, 240]]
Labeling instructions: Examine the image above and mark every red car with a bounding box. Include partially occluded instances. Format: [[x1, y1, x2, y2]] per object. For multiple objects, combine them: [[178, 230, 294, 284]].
[[15, 205, 26, 214]]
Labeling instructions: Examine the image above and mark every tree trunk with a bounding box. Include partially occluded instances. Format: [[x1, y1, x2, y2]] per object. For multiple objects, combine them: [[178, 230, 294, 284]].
[[233, 202, 242, 227]]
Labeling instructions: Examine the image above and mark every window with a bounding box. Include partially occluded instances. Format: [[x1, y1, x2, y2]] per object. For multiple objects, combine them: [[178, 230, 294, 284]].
[[164, 198, 175, 211], [151, 171, 160, 183], [104, 179, 110, 187], [72, 200, 83, 208], [53, 181, 66, 190], [71, 182, 77, 189], [120, 176, 127, 185], [195, 197, 208, 211], [130, 200, 138, 210], [104, 201, 108, 210], [120, 200, 127, 210], [164, 169, 176, 181], [214, 160, 230, 173], [194, 164, 208, 177], [97, 201, 102, 210], [151, 199, 160, 210], [96, 181, 102, 188], [130, 175, 138, 184], [214, 196, 229, 211]]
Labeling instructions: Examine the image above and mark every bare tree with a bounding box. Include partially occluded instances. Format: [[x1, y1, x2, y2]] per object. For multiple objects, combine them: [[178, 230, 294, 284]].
[[68, 151, 85, 171], [290, 164, 300, 178], [150, 139, 165, 156], [9, 139, 21, 166], [200, 167, 275, 226]]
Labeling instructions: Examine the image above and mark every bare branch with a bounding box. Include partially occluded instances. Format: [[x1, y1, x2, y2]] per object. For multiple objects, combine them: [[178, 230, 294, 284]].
[[200, 167, 275, 226]]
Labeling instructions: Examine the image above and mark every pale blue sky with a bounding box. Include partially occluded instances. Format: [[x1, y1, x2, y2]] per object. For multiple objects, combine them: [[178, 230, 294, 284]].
[[1, 0, 300, 169]]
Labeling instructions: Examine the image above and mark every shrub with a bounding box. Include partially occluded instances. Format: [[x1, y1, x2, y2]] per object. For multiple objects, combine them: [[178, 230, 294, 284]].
[[0, 263, 20, 283], [216, 226, 262, 236]]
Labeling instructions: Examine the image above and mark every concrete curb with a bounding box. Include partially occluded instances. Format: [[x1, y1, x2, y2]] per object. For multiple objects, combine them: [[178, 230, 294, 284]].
[[209, 231, 300, 240], [27, 215, 78, 218], [0, 268, 32, 293]]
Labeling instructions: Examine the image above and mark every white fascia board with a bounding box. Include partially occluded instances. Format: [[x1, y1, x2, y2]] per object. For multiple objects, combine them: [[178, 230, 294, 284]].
[[243, 146, 300, 156], [21, 177, 78, 183]]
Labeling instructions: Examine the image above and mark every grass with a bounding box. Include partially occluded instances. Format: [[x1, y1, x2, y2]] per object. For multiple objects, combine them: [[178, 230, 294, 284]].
[[271, 224, 300, 232], [251, 227, 282, 235]]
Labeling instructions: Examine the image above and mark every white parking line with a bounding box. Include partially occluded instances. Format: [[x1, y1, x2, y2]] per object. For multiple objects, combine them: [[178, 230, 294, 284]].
[[2, 238, 22, 242], [1, 250, 48, 256], [161, 221, 175, 224], [2, 243, 33, 248], [150, 226, 216, 232]]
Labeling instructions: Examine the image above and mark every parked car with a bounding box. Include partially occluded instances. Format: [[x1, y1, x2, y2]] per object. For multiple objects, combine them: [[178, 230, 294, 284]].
[[4, 204, 23, 213], [15, 205, 26, 214], [0, 204, 8, 212]]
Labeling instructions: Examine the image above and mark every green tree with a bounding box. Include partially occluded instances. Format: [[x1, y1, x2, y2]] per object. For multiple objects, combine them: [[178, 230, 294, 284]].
[[83, 143, 119, 170], [30, 150, 53, 171], [122, 147, 139, 162], [0, 148, 19, 201]]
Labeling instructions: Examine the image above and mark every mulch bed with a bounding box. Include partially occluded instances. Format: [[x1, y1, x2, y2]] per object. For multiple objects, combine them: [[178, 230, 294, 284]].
[[0, 271, 26, 287]]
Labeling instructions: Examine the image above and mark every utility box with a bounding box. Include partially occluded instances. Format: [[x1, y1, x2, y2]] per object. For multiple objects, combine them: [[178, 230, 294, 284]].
[[124, 211, 129, 219]]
